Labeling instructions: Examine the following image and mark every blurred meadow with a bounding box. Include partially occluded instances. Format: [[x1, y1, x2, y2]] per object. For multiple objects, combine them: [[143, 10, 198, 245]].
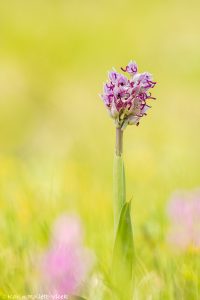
[[0, 0, 200, 298]]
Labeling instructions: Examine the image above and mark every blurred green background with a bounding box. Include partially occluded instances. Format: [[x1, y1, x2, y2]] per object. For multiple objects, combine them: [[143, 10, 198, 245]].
[[0, 0, 200, 298]]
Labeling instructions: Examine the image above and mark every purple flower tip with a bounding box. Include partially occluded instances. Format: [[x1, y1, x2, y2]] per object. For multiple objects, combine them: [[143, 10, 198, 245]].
[[121, 60, 138, 75], [101, 61, 157, 129]]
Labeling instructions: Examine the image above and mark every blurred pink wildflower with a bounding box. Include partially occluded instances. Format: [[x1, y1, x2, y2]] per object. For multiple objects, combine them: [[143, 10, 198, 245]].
[[39, 214, 94, 296], [100, 60, 157, 129], [167, 190, 200, 250]]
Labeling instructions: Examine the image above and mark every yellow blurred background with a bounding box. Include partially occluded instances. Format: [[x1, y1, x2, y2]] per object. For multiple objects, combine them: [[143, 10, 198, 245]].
[[0, 0, 200, 294]]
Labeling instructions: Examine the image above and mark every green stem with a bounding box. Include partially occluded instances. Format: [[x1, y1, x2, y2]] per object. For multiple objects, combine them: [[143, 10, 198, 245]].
[[115, 127, 123, 156], [113, 128, 126, 234], [112, 128, 134, 299]]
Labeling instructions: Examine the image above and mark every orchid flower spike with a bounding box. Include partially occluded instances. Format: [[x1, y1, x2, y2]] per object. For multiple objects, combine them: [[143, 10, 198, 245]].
[[101, 60, 157, 129]]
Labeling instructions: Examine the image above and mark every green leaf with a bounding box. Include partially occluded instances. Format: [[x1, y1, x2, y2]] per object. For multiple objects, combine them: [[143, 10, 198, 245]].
[[112, 201, 134, 299], [113, 154, 126, 233]]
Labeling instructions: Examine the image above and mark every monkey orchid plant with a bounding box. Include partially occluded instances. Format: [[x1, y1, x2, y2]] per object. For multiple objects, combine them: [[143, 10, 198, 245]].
[[100, 60, 157, 299]]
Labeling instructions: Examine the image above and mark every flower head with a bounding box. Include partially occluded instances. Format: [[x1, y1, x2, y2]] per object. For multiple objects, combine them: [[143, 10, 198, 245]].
[[167, 190, 200, 250], [39, 214, 94, 295], [101, 61, 157, 129]]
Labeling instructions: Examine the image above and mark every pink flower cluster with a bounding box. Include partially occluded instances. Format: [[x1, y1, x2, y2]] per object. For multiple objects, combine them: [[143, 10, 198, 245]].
[[167, 190, 200, 250], [39, 215, 94, 296], [101, 61, 157, 128]]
